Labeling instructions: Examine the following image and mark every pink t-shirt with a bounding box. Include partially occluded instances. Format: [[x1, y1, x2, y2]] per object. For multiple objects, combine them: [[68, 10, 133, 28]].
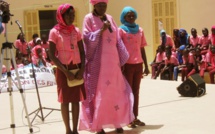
[[31, 46, 47, 65], [189, 35, 200, 47], [199, 35, 211, 47], [49, 27, 82, 65], [182, 53, 195, 64], [119, 28, 147, 64], [160, 34, 174, 47], [41, 42, 49, 49], [28, 40, 35, 49], [14, 40, 28, 55], [164, 55, 179, 66], [155, 52, 165, 62]]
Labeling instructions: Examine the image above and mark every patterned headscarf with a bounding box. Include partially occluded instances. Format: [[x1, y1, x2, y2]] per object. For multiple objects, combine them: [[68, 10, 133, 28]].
[[54, 3, 75, 35], [90, 0, 108, 5], [119, 6, 139, 34]]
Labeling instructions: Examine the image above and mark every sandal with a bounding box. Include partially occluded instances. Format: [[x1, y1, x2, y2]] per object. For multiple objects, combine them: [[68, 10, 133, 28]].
[[127, 122, 136, 128], [133, 119, 146, 126], [116, 128, 124, 133], [96, 129, 106, 134]]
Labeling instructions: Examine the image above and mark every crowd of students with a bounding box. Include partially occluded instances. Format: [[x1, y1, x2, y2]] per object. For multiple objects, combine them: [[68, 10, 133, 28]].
[[1, 32, 53, 74], [151, 27, 215, 84]]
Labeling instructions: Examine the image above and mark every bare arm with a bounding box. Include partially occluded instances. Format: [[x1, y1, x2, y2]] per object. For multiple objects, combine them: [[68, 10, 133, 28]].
[[141, 47, 149, 75]]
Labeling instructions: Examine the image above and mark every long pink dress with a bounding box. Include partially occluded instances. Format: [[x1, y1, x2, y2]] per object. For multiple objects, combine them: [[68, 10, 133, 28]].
[[79, 13, 134, 132]]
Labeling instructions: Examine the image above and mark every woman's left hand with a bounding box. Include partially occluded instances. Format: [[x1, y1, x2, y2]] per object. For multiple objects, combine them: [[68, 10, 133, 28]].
[[75, 69, 84, 80], [143, 67, 149, 76]]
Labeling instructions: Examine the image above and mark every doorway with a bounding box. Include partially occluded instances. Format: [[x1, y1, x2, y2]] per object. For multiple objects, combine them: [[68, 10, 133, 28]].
[[39, 10, 57, 38]]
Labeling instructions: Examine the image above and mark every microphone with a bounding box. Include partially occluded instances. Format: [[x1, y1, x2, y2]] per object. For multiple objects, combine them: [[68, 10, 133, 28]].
[[15, 20, 31, 52], [103, 15, 112, 33], [15, 20, 22, 28]]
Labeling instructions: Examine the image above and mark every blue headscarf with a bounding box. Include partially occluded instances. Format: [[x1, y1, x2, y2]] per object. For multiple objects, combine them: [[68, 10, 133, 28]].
[[179, 28, 189, 45], [177, 45, 186, 64], [160, 30, 166, 45], [119, 6, 139, 34]]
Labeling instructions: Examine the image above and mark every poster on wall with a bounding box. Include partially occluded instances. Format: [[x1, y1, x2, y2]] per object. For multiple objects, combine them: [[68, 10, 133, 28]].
[[0, 66, 56, 93]]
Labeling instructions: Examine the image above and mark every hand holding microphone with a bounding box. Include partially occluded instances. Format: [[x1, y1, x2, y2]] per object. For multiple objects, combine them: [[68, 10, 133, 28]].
[[102, 15, 113, 33], [101, 20, 111, 32]]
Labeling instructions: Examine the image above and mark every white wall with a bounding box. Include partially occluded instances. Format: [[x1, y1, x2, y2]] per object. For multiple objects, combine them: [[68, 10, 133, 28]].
[[177, 0, 215, 35]]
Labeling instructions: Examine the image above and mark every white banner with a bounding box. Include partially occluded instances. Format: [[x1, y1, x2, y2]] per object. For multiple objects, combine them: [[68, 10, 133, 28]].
[[0, 66, 56, 93]]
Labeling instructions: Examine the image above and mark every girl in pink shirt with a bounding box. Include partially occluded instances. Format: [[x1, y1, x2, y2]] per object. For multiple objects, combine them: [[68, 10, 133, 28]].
[[161, 50, 179, 80], [188, 28, 201, 48], [160, 30, 174, 49], [151, 45, 165, 79], [31, 45, 46, 67], [28, 33, 39, 49], [199, 28, 211, 54], [14, 33, 29, 57], [203, 45, 215, 83], [181, 49, 196, 81], [41, 34, 50, 50], [48, 4, 86, 134], [119, 6, 149, 128]]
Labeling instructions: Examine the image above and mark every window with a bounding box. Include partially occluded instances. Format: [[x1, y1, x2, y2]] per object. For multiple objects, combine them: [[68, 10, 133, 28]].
[[152, 0, 177, 54]]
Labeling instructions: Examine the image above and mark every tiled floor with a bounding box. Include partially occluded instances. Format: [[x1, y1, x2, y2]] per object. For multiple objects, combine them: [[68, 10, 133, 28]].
[[0, 75, 215, 134]]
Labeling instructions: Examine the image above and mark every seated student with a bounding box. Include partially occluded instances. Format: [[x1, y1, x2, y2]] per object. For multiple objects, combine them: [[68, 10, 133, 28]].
[[41, 34, 49, 50], [14, 33, 29, 59], [165, 45, 176, 57], [180, 48, 195, 81], [31, 45, 47, 67], [28, 33, 39, 49], [161, 50, 179, 80], [179, 29, 189, 47], [2, 65, 7, 74], [160, 30, 174, 49], [199, 28, 211, 55], [151, 45, 165, 79], [188, 28, 201, 49], [201, 45, 215, 84], [173, 45, 186, 81], [173, 29, 181, 50], [32, 37, 47, 58]]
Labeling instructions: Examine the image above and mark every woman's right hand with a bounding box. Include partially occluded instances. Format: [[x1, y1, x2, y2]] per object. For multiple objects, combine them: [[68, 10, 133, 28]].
[[101, 20, 111, 32]]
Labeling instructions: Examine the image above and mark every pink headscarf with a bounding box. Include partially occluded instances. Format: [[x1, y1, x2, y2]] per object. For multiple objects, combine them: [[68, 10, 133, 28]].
[[211, 25, 215, 45], [54, 3, 75, 35], [90, 0, 108, 5]]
